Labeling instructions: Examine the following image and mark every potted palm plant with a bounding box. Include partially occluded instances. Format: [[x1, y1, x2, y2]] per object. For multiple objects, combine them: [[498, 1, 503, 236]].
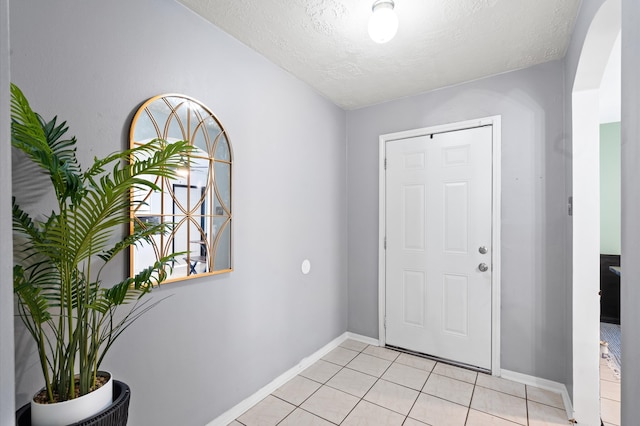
[[11, 83, 193, 426]]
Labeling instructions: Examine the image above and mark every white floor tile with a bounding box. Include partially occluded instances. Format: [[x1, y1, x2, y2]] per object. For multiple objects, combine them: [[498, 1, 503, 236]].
[[237, 395, 295, 426], [470, 386, 527, 425], [340, 339, 369, 352], [408, 393, 468, 426], [600, 364, 621, 383], [326, 367, 377, 398], [394, 353, 436, 372], [402, 418, 429, 426], [422, 373, 474, 406], [601, 397, 621, 426], [525, 386, 565, 410], [527, 400, 569, 426], [601, 379, 621, 402], [465, 408, 522, 425], [272, 375, 321, 406], [341, 400, 405, 426], [346, 353, 393, 377], [233, 348, 618, 426], [277, 408, 334, 426], [300, 385, 360, 424], [300, 359, 342, 383], [363, 345, 401, 361], [381, 362, 429, 390], [476, 374, 526, 398], [363, 379, 419, 415], [432, 362, 478, 384], [322, 346, 360, 366]]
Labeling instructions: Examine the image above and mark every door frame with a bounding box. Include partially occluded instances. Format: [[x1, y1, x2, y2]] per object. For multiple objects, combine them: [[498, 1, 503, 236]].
[[378, 115, 502, 374]]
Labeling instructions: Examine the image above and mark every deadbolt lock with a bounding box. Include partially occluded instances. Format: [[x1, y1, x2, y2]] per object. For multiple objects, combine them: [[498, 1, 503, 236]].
[[479, 246, 488, 254]]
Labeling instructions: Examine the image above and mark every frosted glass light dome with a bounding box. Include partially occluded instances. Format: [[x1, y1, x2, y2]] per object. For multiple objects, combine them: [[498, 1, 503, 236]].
[[368, 0, 398, 44]]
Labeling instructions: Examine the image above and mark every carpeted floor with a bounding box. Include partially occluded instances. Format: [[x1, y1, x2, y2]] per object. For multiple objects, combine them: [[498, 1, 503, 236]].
[[601, 322, 621, 374]]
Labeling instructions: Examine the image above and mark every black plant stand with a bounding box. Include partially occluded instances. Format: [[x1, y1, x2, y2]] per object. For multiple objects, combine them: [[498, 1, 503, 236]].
[[16, 380, 131, 426]]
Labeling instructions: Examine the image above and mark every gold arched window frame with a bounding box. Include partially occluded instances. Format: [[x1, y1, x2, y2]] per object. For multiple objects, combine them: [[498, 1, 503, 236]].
[[129, 94, 233, 283]]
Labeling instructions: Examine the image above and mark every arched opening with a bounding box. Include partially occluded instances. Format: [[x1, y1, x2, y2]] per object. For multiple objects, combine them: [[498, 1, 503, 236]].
[[571, 0, 621, 423]]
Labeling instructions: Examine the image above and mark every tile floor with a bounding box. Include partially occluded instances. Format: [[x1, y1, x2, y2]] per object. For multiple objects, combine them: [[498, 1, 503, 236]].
[[230, 340, 569, 426], [600, 355, 621, 426]]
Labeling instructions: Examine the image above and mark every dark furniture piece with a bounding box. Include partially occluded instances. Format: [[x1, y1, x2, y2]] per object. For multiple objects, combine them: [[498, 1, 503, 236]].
[[600, 254, 621, 324]]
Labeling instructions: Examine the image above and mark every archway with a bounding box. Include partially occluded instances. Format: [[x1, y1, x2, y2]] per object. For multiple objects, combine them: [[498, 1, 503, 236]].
[[572, 0, 620, 423]]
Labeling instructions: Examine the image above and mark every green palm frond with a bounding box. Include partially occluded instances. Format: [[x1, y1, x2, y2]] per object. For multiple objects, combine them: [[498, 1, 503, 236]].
[[10, 83, 46, 150], [63, 153, 188, 265], [11, 84, 84, 202], [14, 265, 53, 325], [20, 261, 61, 298], [92, 256, 175, 314], [97, 221, 173, 266], [11, 83, 193, 402], [12, 197, 43, 243]]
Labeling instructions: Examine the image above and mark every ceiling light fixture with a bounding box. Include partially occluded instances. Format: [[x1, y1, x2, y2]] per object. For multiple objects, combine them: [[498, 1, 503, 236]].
[[368, 0, 399, 44]]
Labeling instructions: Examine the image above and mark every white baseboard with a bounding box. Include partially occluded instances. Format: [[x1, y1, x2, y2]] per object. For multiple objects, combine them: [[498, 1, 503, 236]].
[[346, 332, 379, 346], [500, 369, 574, 421], [206, 332, 377, 426]]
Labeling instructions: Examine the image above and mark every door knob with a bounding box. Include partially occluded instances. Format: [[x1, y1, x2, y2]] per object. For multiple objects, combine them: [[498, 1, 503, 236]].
[[478, 263, 489, 272]]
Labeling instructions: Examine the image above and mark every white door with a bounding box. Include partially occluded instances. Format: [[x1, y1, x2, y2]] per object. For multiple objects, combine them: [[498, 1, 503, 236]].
[[385, 125, 493, 369]]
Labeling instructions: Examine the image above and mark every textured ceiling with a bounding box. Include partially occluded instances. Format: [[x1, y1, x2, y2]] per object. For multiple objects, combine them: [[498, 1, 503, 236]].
[[178, 0, 581, 110]]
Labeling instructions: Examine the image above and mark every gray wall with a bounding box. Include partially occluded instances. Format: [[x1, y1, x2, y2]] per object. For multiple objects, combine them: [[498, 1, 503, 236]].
[[0, 0, 14, 425], [346, 61, 570, 383], [621, 0, 640, 423], [10, 1, 347, 425]]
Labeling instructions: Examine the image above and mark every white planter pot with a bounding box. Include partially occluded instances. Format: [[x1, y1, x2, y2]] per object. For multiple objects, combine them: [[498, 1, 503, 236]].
[[30, 372, 113, 426]]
